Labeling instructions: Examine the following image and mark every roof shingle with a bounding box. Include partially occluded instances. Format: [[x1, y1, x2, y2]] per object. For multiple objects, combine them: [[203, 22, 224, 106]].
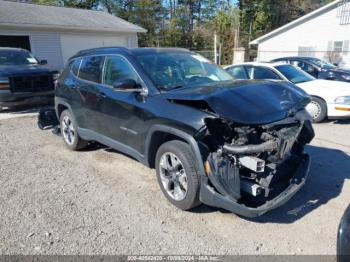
[[0, 0, 146, 33]]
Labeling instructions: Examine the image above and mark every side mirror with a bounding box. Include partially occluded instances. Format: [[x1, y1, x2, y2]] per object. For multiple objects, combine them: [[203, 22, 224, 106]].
[[113, 78, 138, 90], [40, 60, 48, 65], [112, 78, 147, 96], [337, 205, 350, 261], [334, 63, 339, 67]]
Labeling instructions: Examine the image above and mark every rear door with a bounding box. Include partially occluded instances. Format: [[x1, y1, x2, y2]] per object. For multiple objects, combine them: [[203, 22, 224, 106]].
[[75, 55, 106, 132]]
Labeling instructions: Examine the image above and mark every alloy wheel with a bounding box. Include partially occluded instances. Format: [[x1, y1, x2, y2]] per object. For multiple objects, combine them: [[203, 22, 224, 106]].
[[62, 115, 75, 146], [159, 152, 188, 201]]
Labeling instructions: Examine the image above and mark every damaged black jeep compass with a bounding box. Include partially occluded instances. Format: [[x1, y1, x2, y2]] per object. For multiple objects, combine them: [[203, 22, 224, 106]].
[[55, 47, 314, 217]]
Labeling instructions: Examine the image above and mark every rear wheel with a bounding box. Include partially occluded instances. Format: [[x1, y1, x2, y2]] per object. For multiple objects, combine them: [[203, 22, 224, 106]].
[[60, 110, 87, 150], [155, 140, 201, 210], [306, 97, 327, 123]]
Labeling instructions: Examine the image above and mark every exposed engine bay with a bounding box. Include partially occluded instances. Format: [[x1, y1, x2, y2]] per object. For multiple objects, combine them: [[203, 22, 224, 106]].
[[196, 112, 315, 209]]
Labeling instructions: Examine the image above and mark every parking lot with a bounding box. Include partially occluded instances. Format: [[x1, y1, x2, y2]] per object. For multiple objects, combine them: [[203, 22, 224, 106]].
[[0, 110, 349, 255]]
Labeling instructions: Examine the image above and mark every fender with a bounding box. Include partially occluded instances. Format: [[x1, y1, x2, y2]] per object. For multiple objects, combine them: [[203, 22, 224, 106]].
[[144, 124, 206, 176], [55, 97, 84, 138], [55, 97, 74, 119]]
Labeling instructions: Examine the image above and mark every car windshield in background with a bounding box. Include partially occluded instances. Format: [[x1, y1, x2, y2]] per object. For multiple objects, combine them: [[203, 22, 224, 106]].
[[309, 58, 335, 69], [0, 50, 38, 66], [275, 64, 314, 84], [136, 52, 233, 90]]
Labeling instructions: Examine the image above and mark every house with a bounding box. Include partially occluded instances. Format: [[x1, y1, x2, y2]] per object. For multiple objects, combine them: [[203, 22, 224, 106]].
[[250, 0, 350, 66], [0, 0, 146, 69]]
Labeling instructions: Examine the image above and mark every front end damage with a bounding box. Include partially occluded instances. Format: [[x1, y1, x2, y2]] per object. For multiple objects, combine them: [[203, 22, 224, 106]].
[[196, 110, 315, 217]]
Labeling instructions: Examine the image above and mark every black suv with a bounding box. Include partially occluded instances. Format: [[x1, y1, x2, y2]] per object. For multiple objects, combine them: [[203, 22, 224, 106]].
[[0, 48, 59, 109], [271, 56, 350, 82], [55, 47, 315, 217]]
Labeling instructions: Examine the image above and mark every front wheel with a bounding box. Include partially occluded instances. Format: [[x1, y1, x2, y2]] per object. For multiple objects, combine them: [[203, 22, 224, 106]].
[[155, 140, 201, 210], [306, 97, 327, 123]]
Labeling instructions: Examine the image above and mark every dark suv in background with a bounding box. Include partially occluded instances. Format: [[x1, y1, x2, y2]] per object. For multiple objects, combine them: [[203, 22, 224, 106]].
[[271, 56, 350, 82], [55, 47, 315, 217], [0, 47, 59, 109]]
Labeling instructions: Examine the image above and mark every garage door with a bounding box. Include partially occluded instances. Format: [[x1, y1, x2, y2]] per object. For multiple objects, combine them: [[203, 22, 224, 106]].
[[60, 34, 127, 64]]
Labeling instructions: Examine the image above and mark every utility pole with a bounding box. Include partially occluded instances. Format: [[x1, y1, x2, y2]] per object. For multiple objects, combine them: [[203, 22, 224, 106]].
[[248, 22, 252, 48], [214, 32, 217, 64]]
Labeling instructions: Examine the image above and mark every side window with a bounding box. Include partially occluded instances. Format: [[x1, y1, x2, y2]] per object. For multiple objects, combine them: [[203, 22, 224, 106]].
[[226, 66, 248, 80], [292, 60, 316, 75], [78, 56, 105, 83], [250, 67, 281, 80], [290, 60, 300, 67], [70, 58, 81, 76], [103, 56, 140, 86]]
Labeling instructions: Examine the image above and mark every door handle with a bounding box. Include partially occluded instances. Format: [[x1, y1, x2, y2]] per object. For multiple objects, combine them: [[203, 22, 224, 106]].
[[97, 92, 107, 98]]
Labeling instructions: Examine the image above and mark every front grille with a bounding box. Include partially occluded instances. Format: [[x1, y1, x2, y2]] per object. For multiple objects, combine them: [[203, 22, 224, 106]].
[[9, 75, 54, 93]]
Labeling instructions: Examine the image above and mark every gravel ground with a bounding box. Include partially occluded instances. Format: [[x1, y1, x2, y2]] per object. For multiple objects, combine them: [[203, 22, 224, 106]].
[[0, 115, 349, 255]]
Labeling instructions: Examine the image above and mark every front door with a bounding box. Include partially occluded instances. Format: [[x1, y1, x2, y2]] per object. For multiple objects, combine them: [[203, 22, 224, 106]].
[[96, 55, 149, 152]]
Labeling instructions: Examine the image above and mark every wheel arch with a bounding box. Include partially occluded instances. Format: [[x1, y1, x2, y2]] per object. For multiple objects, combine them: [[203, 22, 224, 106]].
[[57, 104, 68, 119], [310, 95, 328, 111], [144, 125, 205, 177], [55, 99, 73, 119]]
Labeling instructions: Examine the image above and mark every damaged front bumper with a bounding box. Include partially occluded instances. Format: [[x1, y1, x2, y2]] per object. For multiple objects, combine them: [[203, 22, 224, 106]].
[[199, 153, 310, 218]]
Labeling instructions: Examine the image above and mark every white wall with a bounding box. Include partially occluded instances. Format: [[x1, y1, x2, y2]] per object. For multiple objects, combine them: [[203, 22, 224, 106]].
[[256, 4, 350, 66], [60, 33, 138, 66], [0, 28, 139, 69]]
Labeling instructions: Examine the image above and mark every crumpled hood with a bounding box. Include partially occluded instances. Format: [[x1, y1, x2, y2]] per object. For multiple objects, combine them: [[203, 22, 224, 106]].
[[163, 80, 311, 125], [0, 64, 57, 77], [331, 67, 350, 74]]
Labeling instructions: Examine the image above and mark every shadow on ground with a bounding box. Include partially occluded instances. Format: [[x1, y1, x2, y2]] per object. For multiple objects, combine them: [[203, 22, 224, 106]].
[[0, 105, 52, 115], [246, 145, 350, 223], [324, 119, 350, 125]]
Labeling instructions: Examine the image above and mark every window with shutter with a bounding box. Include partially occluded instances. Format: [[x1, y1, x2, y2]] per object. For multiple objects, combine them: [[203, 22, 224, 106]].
[[334, 41, 344, 52], [343, 40, 350, 56]]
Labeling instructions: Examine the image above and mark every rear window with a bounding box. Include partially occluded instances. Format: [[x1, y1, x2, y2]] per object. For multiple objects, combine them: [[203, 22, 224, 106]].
[[247, 66, 281, 80], [226, 66, 248, 79], [78, 56, 105, 83]]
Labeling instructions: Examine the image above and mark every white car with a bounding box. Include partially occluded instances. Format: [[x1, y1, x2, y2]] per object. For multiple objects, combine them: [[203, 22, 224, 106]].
[[225, 62, 350, 122]]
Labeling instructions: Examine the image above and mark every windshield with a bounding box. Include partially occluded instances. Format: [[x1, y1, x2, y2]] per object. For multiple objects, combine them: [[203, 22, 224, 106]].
[[308, 58, 335, 69], [275, 64, 315, 84], [0, 50, 38, 65], [136, 52, 233, 90]]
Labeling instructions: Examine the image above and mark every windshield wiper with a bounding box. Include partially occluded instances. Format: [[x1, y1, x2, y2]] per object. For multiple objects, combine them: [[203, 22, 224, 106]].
[[158, 84, 185, 91], [168, 85, 184, 90]]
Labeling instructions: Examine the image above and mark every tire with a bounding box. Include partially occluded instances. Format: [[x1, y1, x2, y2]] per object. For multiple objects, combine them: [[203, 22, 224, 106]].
[[37, 121, 44, 130], [59, 109, 87, 150], [155, 140, 201, 210], [306, 97, 327, 123]]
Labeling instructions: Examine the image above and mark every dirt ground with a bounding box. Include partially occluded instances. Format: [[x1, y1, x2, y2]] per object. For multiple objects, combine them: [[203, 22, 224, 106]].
[[0, 113, 349, 255]]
